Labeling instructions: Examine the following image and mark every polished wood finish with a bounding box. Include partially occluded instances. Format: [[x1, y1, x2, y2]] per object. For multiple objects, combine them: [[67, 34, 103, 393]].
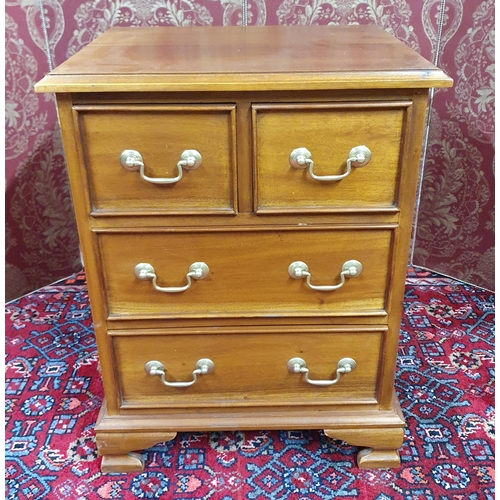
[[35, 26, 452, 93], [36, 25, 451, 472], [96, 402, 177, 473], [325, 394, 405, 467], [100, 453, 145, 473], [97, 227, 393, 318], [74, 104, 237, 215], [253, 102, 408, 212], [113, 329, 383, 408]]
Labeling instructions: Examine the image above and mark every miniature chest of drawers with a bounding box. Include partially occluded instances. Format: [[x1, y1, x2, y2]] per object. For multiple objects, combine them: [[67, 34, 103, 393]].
[[36, 25, 452, 473]]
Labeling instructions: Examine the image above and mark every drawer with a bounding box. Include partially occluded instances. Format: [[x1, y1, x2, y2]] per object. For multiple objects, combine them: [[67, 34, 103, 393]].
[[98, 227, 393, 319], [252, 102, 409, 213], [74, 104, 237, 215], [112, 329, 384, 408]]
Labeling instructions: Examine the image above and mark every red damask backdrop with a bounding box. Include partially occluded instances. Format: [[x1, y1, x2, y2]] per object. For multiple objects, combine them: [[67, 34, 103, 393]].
[[5, 0, 494, 301]]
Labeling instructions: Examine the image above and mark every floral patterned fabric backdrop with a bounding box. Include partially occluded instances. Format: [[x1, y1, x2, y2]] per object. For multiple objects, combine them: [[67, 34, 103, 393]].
[[5, 0, 495, 301]]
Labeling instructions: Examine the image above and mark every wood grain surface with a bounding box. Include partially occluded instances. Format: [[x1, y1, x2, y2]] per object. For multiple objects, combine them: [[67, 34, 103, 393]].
[[35, 26, 452, 92], [112, 330, 383, 408], [36, 25, 451, 471], [74, 104, 237, 214], [253, 101, 408, 212], [97, 227, 393, 319]]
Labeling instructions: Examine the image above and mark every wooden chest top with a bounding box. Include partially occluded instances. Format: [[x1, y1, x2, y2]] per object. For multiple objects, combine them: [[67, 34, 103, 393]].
[[35, 25, 452, 92]]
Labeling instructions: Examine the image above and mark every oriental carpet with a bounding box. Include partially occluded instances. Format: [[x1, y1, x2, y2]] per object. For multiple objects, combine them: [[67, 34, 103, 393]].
[[5, 268, 494, 499]]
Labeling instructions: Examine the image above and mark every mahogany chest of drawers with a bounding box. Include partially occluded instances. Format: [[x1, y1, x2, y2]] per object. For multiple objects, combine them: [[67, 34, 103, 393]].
[[36, 25, 452, 473]]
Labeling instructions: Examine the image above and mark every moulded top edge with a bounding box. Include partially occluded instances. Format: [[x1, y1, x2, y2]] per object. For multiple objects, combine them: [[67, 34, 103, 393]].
[[35, 70, 453, 93]]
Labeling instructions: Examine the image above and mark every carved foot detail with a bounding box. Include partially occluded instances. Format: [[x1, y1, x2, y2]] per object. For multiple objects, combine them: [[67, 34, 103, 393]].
[[96, 431, 177, 473], [101, 452, 145, 473], [324, 425, 404, 470], [357, 448, 401, 469]]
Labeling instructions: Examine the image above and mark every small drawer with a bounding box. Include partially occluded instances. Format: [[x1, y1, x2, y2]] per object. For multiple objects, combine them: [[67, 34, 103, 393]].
[[252, 102, 409, 213], [74, 104, 237, 215], [112, 329, 384, 409], [97, 227, 393, 320]]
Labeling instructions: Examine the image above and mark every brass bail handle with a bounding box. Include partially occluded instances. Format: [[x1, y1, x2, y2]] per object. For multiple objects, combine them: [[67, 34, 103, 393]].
[[287, 357, 357, 386], [120, 149, 202, 184], [134, 262, 210, 293], [288, 260, 362, 292], [289, 145, 371, 182], [145, 359, 215, 388]]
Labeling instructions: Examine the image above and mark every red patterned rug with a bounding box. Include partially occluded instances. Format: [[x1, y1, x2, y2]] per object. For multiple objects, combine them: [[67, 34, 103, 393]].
[[5, 268, 494, 499]]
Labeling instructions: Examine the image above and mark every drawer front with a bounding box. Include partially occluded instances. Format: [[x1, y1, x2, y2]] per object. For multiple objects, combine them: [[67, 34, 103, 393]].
[[98, 228, 392, 319], [252, 102, 409, 213], [74, 104, 237, 215], [112, 330, 383, 408]]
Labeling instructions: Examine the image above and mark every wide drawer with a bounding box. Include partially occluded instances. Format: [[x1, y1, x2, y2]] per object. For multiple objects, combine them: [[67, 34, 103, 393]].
[[112, 329, 384, 408], [98, 227, 393, 319], [252, 102, 409, 213], [74, 104, 237, 215]]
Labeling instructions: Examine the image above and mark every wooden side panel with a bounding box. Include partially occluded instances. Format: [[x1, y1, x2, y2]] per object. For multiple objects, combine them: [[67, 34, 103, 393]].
[[55, 94, 121, 414], [377, 90, 431, 409]]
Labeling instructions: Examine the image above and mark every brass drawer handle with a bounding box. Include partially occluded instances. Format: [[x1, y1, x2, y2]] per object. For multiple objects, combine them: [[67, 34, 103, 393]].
[[287, 357, 356, 386], [289, 145, 371, 182], [145, 359, 215, 388], [134, 262, 209, 293], [288, 260, 362, 291], [120, 149, 202, 184]]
